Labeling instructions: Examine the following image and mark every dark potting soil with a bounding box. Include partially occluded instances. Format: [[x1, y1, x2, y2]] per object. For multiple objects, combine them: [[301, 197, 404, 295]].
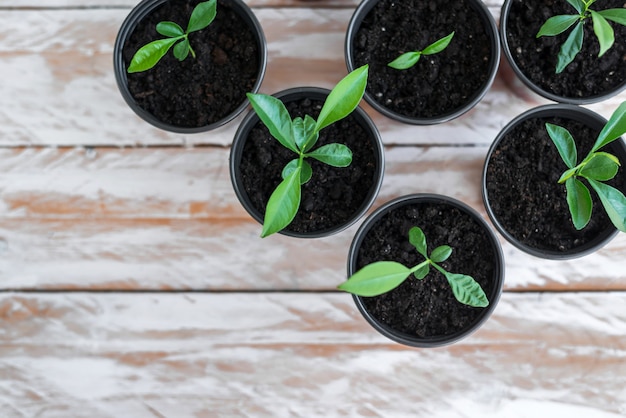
[[351, 0, 492, 119], [122, 0, 260, 128], [238, 98, 378, 235], [355, 201, 498, 338], [505, 0, 626, 99], [485, 116, 626, 252]]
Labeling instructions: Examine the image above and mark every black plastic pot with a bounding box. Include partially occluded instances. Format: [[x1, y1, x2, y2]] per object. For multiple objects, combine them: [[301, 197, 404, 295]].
[[345, 0, 500, 125], [500, 0, 626, 105], [482, 104, 626, 259], [113, 0, 267, 133], [347, 194, 505, 348], [230, 87, 385, 239]]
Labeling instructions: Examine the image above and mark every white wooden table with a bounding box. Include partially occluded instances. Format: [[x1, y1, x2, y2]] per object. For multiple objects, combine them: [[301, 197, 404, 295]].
[[1, 0, 626, 416]]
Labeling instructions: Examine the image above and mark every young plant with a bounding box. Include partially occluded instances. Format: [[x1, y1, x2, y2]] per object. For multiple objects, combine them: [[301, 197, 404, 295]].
[[546, 101, 626, 232], [246, 65, 369, 238], [338, 226, 489, 308], [388, 32, 455, 70], [127, 0, 217, 73], [536, 0, 626, 73]]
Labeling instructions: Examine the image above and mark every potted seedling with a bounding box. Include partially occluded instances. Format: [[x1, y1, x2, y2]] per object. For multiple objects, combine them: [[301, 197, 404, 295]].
[[501, 0, 626, 104], [114, 0, 267, 133], [483, 103, 626, 259], [345, 0, 499, 124], [229, 65, 385, 238], [340, 194, 504, 347]]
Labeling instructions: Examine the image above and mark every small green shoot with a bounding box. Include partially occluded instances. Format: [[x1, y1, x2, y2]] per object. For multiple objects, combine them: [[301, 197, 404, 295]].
[[388, 32, 455, 70], [246, 65, 369, 237], [536, 0, 626, 73], [546, 101, 626, 232], [127, 0, 217, 73], [338, 226, 489, 308]]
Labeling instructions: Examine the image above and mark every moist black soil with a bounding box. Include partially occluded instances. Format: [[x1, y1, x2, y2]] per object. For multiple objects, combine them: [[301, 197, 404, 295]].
[[505, 0, 626, 100], [122, 0, 260, 128], [485, 116, 626, 253], [238, 97, 379, 235], [351, 0, 492, 119], [355, 200, 498, 338]]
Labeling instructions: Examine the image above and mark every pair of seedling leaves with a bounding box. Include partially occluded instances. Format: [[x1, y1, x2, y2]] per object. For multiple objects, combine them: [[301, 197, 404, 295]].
[[388, 32, 455, 70], [247, 65, 369, 237], [127, 0, 217, 73], [338, 227, 489, 308], [547, 101, 626, 232], [537, 0, 626, 73]]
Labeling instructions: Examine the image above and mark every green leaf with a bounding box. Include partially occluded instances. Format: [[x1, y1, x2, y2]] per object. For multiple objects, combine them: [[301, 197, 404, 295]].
[[536, 14, 580, 37], [591, 11, 614, 57], [127, 37, 179, 73], [566, 0, 585, 14], [315, 65, 368, 132], [588, 179, 626, 232], [580, 153, 620, 181], [444, 272, 489, 308], [281, 159, 312, 184], [430, 245, 452, 263], [187, 0, 217, 33], [306, 143, 352, 167], [408, 226, 427, 257], [546, 123, 578, 169], [593, 101, 626, 152], [595, 151, 621, 165], [292, 116, 318, 152], [301, 115, 319, 152], [388, 52, 421, 70], [422, 31, 455, 55], [261, 168, 301, 238], [597, 9, 626, 26], [173, 38, 190, 61], [556, 21, 584, 73], [338, 261, 411, 297], [566, 177, 593, 230], [413, 263, 430, 280], [156, 21, 184, 37], [246, 93, 297, 154]]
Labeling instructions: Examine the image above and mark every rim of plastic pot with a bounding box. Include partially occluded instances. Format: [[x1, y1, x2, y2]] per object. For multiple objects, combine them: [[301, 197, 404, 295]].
[[229, 87, 385, 239], [344, 0, 500, 125], [113, 0, 267, 134], [346, 193, 505, 348], [482, 104, 622, 259], [500, 0, 626, 105]]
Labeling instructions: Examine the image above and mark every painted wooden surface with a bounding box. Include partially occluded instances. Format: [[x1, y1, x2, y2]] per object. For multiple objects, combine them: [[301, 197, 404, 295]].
[[1, 0, 626, 416]]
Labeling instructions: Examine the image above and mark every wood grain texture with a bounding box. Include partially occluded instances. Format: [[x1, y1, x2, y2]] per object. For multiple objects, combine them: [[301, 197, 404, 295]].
[[1, 292, 626, 417]]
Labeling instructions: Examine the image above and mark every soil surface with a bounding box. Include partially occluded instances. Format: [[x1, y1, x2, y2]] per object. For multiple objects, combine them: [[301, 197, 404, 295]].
[[122, 0, 260, 128], [485, 116, 625, 253], [238, 97, 379, 235], [355, 200, 498, 338], [351, 0, 493, 119], [505, 0, 626, 100]]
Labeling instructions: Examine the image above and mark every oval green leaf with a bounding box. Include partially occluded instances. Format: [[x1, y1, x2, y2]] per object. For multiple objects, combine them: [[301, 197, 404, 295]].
[[430, 245, 452, 263], [338, 261, 411, 297], [187, 0, 217, 33], [597, 8, 626, 26], [588, 179, 626, 232], [422, 31, 455, 55], [546, 123, 578, 169], [580, 153, 620, 181], [388, 52, 421, 70], [408, 226, 427, 257], [173, 38, 190, 61], [566, 0, 585, 14], [315, 65, 368, 132], [566, 177, 593, 230], [536, 15, 580, 37], [306, 143, 352, 167], [261, 168, 301, 238], [292, 116, 318, 152], [591, 11, 614, 57], [281, 159, 312, 184], [444, 272, 489, 308], [156, 21, 184, 37], [127, 37, 179, 73], [556, 21, 583, 73], [247, 93, 297, 153], [413, 263, 430, 280], [593, 101, 626, 153]]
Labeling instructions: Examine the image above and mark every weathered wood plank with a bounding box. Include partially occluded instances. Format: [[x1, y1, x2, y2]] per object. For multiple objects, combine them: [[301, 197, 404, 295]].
[[1, 292, 625, 417], [1, 7, 623, 147]]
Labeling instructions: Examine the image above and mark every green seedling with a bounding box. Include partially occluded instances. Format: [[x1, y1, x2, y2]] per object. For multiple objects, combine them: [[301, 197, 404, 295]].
[[546, 101, 626, 232], [536, 0, 626, 73], [388, 32, 455, 70], [246, 65, 369, 238], [127, 0, 217, 73], [338, 226, 489, 308]]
